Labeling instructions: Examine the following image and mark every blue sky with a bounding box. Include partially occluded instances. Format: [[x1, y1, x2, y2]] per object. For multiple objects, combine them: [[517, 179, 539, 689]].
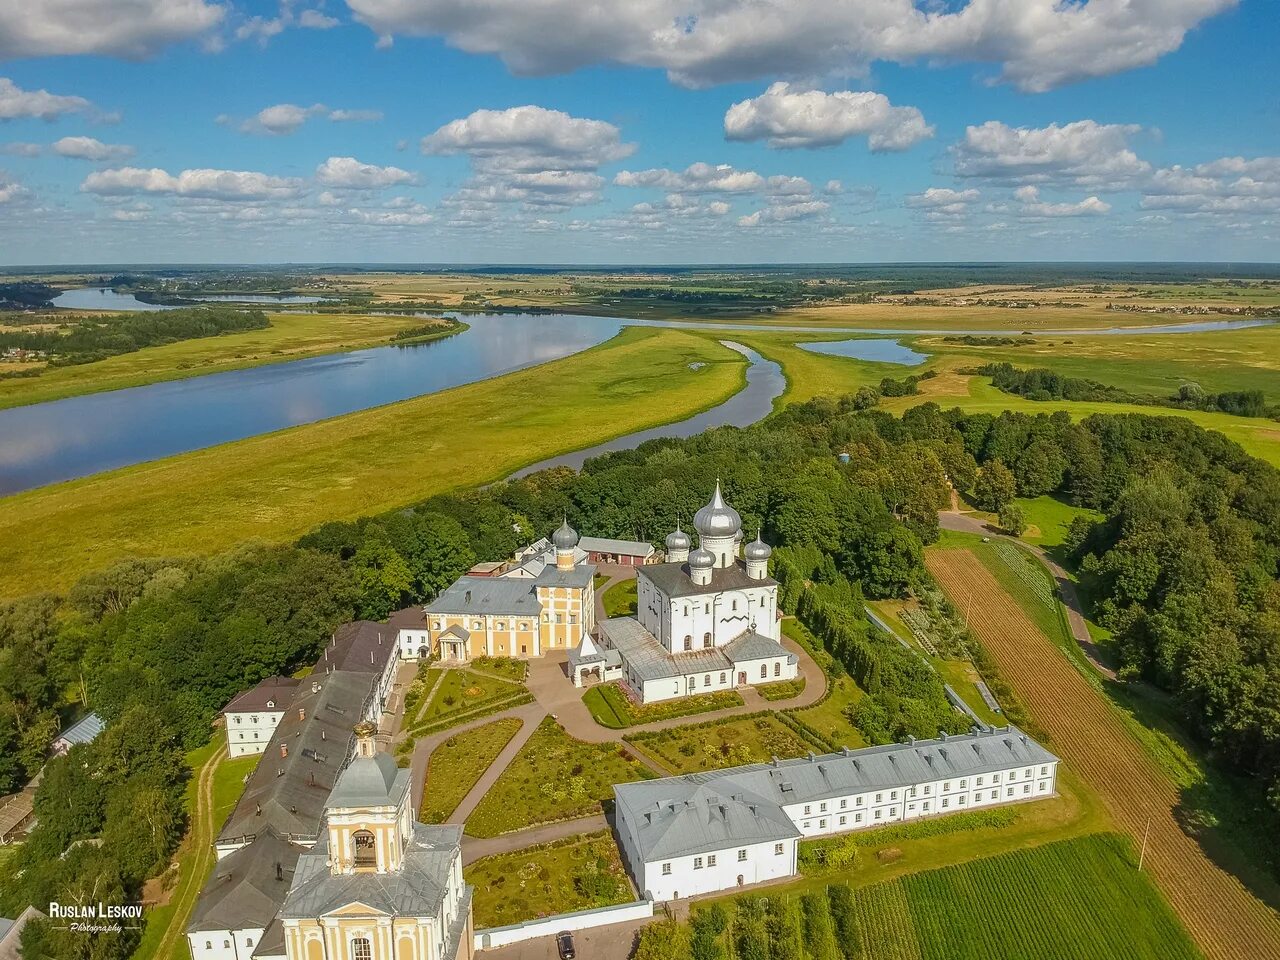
[[0, 0, 1276, 264]]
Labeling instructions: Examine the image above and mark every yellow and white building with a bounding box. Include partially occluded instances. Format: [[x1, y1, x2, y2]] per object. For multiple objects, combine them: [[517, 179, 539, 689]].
[[424, 521, 595, 662]]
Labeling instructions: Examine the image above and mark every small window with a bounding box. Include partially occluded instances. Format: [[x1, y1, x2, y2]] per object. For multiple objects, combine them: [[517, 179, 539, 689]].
[[1041, 766, 1048, 775], [774, 662, 780, 677], [839, 799, 847, 809], [703, 632, 712, 648], [1023, 784, 1031, 794], [890, 791, 897, 800], [875, 793, 882, 803], [839, 815, 846, 825], [855, 813, 863, 823], [942, 799, 949, 808], [683, 635, 692, 651], [819, 818, 827, 828], [738, 849, 748, 861], [662, 862, 672, 875], [720, 672, 726, 683], [774, 843, 784, 855], [704, 674, 711, 687], [922, 801, 930, 811], [707, 854, 717, 867], [760, 664, 768, 679], [819, 802, 827, 812], [693, 857, 703, 869]]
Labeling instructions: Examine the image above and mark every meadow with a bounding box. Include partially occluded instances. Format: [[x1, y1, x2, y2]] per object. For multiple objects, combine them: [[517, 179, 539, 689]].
[[0, 327, 745, 598], [0, 310, 439, 409]]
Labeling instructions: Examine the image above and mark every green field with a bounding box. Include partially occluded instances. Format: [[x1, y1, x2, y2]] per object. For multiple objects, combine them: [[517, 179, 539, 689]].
[[601, 578, 638, 617], [0, 311, 439, 409], [626, 712, 816, 774], [419, 668, 524, 727], [0, 327, 746, 598], [581, 682, 742, 729], [465, 717, 654, 838], [466, 831, 632, 928], [420, 717, 522, 824]]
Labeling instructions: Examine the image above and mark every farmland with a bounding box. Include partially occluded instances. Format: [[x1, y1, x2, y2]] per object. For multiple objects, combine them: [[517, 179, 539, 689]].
[[927, 547, 1280, 960]]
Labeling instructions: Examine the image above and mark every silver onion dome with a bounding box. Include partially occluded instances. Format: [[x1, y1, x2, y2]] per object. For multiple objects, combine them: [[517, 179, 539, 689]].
[[552, 519, 579, 550], [688, 547, 715, 569], [665, 525, 691, 551], [693, 482, 742, 538], [745, 531, 772, 561]]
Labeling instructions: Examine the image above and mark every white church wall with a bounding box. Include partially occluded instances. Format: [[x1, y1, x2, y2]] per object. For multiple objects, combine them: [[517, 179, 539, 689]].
[[186, 928, 266, 960], [639, 838, 797, 902]]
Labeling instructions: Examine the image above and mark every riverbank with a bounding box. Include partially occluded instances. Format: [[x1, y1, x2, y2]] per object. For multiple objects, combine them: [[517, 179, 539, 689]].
[[0, 327, 745, 598], [0, 311, 447, 410]]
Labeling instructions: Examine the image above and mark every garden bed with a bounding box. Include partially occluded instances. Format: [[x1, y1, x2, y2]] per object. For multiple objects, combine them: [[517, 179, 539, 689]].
[[626, 711, 818, 775], [420, 717, 523, 824], [582, 682, 743, 729]]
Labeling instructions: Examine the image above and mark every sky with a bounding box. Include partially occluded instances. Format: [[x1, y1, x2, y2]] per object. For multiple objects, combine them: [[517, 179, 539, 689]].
[[0, 0, 1277, 265]]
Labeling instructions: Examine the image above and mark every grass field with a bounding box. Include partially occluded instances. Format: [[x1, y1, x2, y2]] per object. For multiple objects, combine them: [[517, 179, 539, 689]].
[[0, 327, 746, 598], [581, 682, 742, 729], [600, 578, 638, 617], [420, 717, 522, 824], [0, 311, 440, 410], [466, 830, 632, 928], [625, 712, 815, 774], [465, 717, 654, 838], [927, 547, 1280, 960], [419, 668, 524, 727]]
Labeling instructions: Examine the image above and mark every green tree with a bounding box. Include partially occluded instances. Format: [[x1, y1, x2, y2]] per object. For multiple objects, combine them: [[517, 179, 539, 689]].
[[351, 532, 414, 619], [998, 502, 1027, 536]]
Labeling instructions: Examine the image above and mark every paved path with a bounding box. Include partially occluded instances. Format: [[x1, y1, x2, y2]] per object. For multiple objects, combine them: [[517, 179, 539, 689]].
[[446, 710, 547, 826], [462, 814, 609, 866], [939, 508, 1117, 679]]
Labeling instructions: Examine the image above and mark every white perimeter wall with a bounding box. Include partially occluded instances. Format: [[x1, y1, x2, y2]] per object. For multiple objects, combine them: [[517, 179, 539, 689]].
[[474, 900, 654, 950], [186, 927, 266, 960]]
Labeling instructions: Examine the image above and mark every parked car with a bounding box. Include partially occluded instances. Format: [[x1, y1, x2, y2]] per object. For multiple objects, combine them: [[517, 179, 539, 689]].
[[556, 931, 576, 959]]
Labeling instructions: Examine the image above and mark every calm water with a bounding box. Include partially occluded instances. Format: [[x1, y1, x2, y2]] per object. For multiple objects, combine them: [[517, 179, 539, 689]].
[[510, 341, 783, 479], [0, 314, 624, 494], [798, 338, 928, 365], [50, 288, 327, 309]]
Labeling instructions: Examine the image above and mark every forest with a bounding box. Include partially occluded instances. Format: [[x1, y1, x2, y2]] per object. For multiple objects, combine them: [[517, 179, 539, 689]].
[[0, 306, 269, 369], [2, 396, 1279, 954]]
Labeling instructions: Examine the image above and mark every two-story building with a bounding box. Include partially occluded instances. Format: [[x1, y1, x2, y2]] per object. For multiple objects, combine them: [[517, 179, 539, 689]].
[[223, 677, 300, 757]]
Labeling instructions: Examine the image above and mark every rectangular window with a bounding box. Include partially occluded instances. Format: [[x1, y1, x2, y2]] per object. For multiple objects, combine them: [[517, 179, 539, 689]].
[[819, 802, 827, 812], [922, 801, 930, 811], [1041, 766, 1048, 775], [803, 805, 811, 815], [693, 857, 703, 869], [856, 796, 863, 806], [662, 863, 671, 875], [874, 810, 882, 820], [707, 854, 717, 867], [738, 849, 748, 861], [855, 813, 863, 823], [942, 799, 949, 808], [819, 819, 827, 828], [890, 791, 897, 800], [774, 843, 784, 855], [839, 815, 846, 825], [1039, 782, 1047, 792], [959, 779, 966, 789], [875, 793, 882, 803], [1023, 784, 1031, 794], [923, 785, 930, 795], [839, 799, 847, 809], [1007, 787, 1014, 797], [976, 777, 983, 786]]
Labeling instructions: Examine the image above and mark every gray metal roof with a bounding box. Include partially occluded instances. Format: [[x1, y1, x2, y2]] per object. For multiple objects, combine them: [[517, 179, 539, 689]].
[[599, 618, 731, 681], [217, 671, 375, 846], [55, 712, 105, 747], [224, 677, 301, 715], [579, 536, 654, 558], [280, 823, 461, 919], [616, 727, 1058, 862], [0, 919, 12, 943], [533, 563, 596, 589], [693, 483, 742, 539], [641, 560, 776, 599], [0, 907, 45, 960], [322, 621, 396, 674], [617, 781, 801, 862], [188, 832, 300, 933], [326, 753, 409, 810], [722, 631, 794, 664], [440, 624, 470, 641], [425, 576, 542, 616]]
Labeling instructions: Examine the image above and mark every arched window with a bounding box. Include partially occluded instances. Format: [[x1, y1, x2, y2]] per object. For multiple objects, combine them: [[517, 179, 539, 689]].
[[352, 938, 372, 960], [760, 664, 768, 679], [683, 635, 692, 651], [352, 830, 377, 870], [704, 674, 711, 687], [774, 662, 781, 677], [703, 632, 712, 648]]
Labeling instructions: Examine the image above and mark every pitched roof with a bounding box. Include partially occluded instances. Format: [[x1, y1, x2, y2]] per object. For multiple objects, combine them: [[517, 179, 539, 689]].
[[723, 631, 795, 665], [223, 677, 301, 715], [386, 606, 428, 630], [322, 621, 396, 674], [326, 752, 408, 810], [0, 907, 46, 960], [54, 712, 105, 747], [280, 824, 462, 920], [641, 560, 776, 599], [616, 727, 1058, 863], [533, 563, 596, 589], [599, 618, 731, 681], [188, 831, 300, 933], [616, 782, 800, 862], [424, 576, 542, 616], [579, 536, 654, 557]]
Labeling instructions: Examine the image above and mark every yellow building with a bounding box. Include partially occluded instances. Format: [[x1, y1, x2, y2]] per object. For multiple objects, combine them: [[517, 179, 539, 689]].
[[279, 722, 473, 960], [425, 521, 595, 661]]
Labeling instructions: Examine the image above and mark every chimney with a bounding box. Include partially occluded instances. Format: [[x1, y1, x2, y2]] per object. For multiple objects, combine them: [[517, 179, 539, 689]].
[[256, 803, 261, 816], [298, 708, 306, 722], [280, 743, 288, 759], [321, 730, 326, 741], [939, 731, 948, 741], [311, 681, 321, 694], [275, 862, 283, 882]]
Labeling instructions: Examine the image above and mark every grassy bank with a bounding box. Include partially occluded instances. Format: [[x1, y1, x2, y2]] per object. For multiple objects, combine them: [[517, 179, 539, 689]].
[[0, 311, 444, 410], [0, 327, 746, 598]]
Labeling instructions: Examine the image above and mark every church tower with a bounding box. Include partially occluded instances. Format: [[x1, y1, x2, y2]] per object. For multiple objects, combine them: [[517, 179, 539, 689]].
[[665, 524, 690, 564], [553, 519, 579, 572], [323, 721, 411, 875], [693, 482, 743, 569]]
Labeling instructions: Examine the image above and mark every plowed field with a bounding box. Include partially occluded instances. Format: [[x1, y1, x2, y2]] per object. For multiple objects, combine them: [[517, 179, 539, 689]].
[[927, 547, 1280, 960]]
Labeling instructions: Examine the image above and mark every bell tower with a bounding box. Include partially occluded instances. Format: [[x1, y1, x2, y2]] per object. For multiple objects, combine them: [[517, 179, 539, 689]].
[[324, 721, 412, 876]]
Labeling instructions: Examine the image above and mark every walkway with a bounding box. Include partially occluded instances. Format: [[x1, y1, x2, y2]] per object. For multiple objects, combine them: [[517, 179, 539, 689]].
[[938, 508, 1116, 679], [446, 710, 547, 826], [462, 814, 609, 866]]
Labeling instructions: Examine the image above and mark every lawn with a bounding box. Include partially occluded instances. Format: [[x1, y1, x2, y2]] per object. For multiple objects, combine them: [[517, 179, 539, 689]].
[[466, 831, 632, 928], [0, 310, 440, 410], [626, 712, 817, 775], [601, 578, 638, 617], [787, 675, 867, 751], [0, 327, 746, 598], [466, 656, 528, 683], [690, 834, 1200, 960], [420, 668, 524, 726], [756, 676, 805, 701], [581, 682, 743, 729], [465, 716, 655, 838], [420, 717, 523, 824]]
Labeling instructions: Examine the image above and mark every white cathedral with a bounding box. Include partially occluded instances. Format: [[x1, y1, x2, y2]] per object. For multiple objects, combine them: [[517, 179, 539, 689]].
[[569, 483, 798, 703]]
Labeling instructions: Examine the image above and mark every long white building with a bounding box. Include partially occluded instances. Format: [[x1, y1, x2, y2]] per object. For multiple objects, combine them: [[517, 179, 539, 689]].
[[614, 726, 1059, 902]]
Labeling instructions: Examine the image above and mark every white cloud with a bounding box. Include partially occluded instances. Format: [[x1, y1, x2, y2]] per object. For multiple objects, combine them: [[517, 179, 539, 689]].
[[329, 108, 382, 122], [421, 105, 633, 170], [345, 0, 1233, 93], [1141, 156, 1280, 216], [52, 136, 135, 161], [1014, 185, 1111, 217], [615, 162, 811, 197], [953, 119, 1152, 189], [823, 180, 843, 195], [237, 102, 383, 134], [0, 172, 25, 204], [0, 77, 95, 121], [81, 166, 304, 201], [0, 0, 223, 60], [906, 186, 980, 218], [299, 9, 340, 28], [738, 199, 829, 226], [235, 4, 343, 45], [0, 142, 40, 157], [724, 83, 932, 151], [315, 156, 416, 188]]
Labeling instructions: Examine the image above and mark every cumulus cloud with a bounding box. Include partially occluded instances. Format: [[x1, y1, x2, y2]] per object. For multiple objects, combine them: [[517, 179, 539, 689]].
[[724, 83, 933, 151], [738, 198, 829, 227], [1014, 185, 1110, 217], [0, 171, 25, 203], [0, 142, 40, 157], [906, 187, 980, 218], [0, 0, 224, 60], [81, 166, 304, 201], [1141, 156, 1280, 215], [52, 136, 135, 161], [0, 77, 96, 122], [615, 162, 811, 197], [345, 0, 1233, 93], [236, 102, 383, 134], [424, 105, 633, 211], [953, 119, 1152, 189], [299, 9, 340, 28], [315, 156, 416, 188], [235, 4, 341, 46]]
